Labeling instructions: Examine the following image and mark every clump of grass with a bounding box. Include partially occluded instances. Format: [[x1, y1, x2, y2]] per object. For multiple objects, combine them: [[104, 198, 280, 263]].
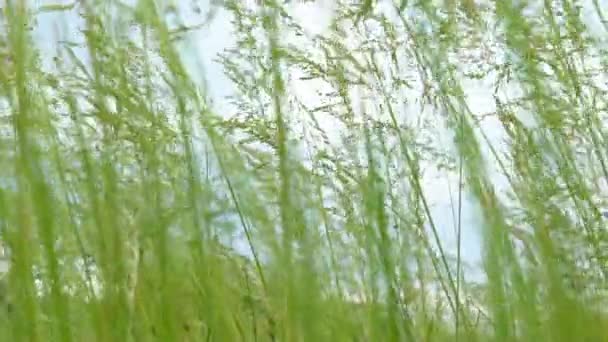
[[1, 0, 608, 341]]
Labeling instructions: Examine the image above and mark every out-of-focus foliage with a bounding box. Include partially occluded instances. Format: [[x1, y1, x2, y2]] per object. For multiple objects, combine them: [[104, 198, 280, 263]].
[[0, 0, 607, 341]]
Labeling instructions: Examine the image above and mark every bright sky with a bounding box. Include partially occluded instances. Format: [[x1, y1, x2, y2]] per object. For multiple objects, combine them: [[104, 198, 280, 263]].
[[27, 0, 608, 284]]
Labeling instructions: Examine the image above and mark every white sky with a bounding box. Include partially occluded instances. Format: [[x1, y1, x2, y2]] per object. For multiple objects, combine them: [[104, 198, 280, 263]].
[[25, 0, 608, 283]]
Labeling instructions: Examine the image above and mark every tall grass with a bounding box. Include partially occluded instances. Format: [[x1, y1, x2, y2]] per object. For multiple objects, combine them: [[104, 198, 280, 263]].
[[1, 0, 608, 341]]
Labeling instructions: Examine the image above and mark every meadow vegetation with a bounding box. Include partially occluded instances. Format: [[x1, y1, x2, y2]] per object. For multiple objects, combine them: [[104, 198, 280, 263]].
[[1, 0, 608, 341]]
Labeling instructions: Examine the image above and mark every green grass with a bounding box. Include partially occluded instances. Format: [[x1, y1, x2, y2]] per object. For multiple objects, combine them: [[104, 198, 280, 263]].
[[1, 0, 608, 341]]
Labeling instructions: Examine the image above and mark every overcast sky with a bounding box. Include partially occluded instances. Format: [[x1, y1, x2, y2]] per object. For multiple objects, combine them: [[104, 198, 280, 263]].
[[28, 0, 608, 282]]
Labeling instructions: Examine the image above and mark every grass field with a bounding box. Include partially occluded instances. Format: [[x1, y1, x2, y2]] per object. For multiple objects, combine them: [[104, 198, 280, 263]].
[[1, 0, 608, 341]]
